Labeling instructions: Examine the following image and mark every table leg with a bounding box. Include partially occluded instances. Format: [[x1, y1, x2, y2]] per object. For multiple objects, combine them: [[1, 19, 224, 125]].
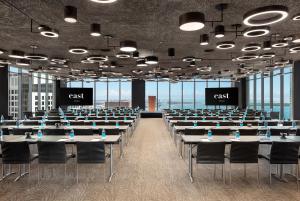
[[120, 136, 123, 158], [108, 144, 114, 182], [188, 144, 194, 182], [272, 164, 288, 182]]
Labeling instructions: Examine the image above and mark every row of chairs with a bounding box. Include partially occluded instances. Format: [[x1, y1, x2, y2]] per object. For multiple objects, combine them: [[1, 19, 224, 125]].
[[194, 141, 300, 188], [1, 121, 132, 126], [1, 141, 107, 183], [174, 121, 287, 127]]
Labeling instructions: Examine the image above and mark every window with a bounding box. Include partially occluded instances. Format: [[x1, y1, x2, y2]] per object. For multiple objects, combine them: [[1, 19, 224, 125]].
[[108, 79, 120, 108], [248, 75, 254, 109], [95, 80, 107, 109], [195, 80, 206, 109], [264, 75, 270, 112], [284, 67, 292, 119], [145, 81, 157, 111], [182, 81, 194, 109], [273, 69, 281, 113], [170, 81, 182, 109], [256, 74, 261, 110], [157, 81, 169, 111]]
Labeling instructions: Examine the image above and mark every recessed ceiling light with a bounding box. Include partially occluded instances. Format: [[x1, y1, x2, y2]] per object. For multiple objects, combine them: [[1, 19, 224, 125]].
[[292, 13, 300, 21], [283, 35, 293, 41], [179, 12, 205, 31], [16, 59, 30, 66], [8, 50, 25, 58], [81, 59, 94, 64], [263, 41, 272, 50], [25, 54, 48, 60], [69, 47, 88, 54], [87, 55, 108, 62], [197, 66, 211, 72], [259, 52, 275, 59], [116, 52, 131, 58], [136, 58, 147, 67], [243, 5, 289, 26], [272, 40, 288, 48], [182, 56, 195, 62], [214, 25, 225, 38], [243, 26, 270, 37], [145, 56, 158, 64], [89, 0, 118, 3], [64, 6, 77, 23], [200, 34, 209, 45], [242, 44, 261, 52], [120, 40, 137, 52], [289, 45, 300, 52], [38, 25, 59, 38], [236, 54, 259, 61], [51, 58, 67, 64], [90, 23, 101, 36], [216, 41, 235, 49]]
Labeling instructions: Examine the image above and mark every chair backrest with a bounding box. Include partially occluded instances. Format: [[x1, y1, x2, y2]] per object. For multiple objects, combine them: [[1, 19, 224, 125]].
[[229, 141, 259, 163], [211, 129, 232, 135], [76, 142, 105, 163], [47, 116, 61, 121], [184, 128, 206, 135], [196, 142, 226, 164], [43, 129, 66, 135], [71, 121, 85, 125], [37, 141, 67, 163], [175, 122, 194, 126], [73, 129, 94, 135], [269, 141, 300, 164], [46, 121, 62, 125], [219, 122, 236, 126], [238, 129, 258, 136], [2, 141, 31, 164], [23, 121, 40, 126], [12, 128, 33, 135], [270, 129, 290, 136]]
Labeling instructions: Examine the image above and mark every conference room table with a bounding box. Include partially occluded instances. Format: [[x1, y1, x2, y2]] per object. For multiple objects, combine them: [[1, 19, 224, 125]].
[[0, 134, 121, 182], [181, 135, 300, 183]]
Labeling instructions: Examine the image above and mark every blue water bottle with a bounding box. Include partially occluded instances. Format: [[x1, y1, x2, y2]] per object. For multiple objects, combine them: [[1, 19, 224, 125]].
[[264, 121, 268, 128], [185, 116, 188, 122], [37, 129, 43, 139], [16, 119, 20, 128], [0, 115, 4, 123], [266, 128, 271, 139], [240, 121, 244, 127], [92, 121, 96, 127], [67, 121, 71, 127], [116, 121, 120, 128], [292, 121, 296, 128], [235, 130, 240, 140], [101, 129, 106, 140], [193, 121, 197, 127], [69, 129, 75, 140], [208, 129, 212, 140], [216, 122, 220, 128], [124, 116, 127, 121]]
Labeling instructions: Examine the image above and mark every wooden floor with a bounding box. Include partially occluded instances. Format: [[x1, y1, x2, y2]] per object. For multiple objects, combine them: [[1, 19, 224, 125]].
[[0, 118, 299, 201]]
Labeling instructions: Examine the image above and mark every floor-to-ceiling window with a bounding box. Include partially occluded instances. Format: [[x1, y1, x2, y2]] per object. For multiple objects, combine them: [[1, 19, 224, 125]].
[[273, 69, 281, 113], [157, 81, 169, 111], [120, 79, 132, 108], [108, 79, 120, 108], [145, 81, 157, 110], [182, 81, 194, 109], [264, 74, 270, 112], [95, 79, 107, 109], [170, 81, 182, 109], [195, 79, 206, 109], [256, 74, 261, 110], [248, 75, 254, 109], [284, 67, 292, 119]]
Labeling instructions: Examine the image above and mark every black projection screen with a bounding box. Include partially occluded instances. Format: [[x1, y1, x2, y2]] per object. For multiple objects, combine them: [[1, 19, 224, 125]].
[[58, 88, 93, 106], [205, 88, 238, 106]]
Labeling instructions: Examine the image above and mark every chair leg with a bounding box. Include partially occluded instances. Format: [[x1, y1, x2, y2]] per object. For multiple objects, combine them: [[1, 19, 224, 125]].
[[213, 164, 216, 180], [244, 163, 247, 178], [76, 164, 79, 184], [269, 164, 272, 186], [297, 164, 299, 192], [223, 164, 226, 184], [37, 164, 40, 184], [64, 164, 67, 185], [229, 163, 232, 185], [257, 163, 260, 185]]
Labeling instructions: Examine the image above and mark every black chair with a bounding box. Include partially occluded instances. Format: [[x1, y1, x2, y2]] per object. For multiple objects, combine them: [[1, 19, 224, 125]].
[[238, 129, 258, 136], [23, 121, 40, 126], [47, 116, 61, 121], [270, 129, 291, 136], [175, 122, 194, 126], [46, 121, 62, 126], [195, 142, 226, 183], [262, 141, 299, 188], [37, 141, 74, 182], [73, 129, 94, 135], [12, 128, 33, 135], [71, 121, 85, 126], [228, 141, 260, 184], [1, 141, 38, 181], [104, 128, 121, 135], [211, 129, 232, 136], [76, 142, 106, 183], [184, 128, 206, 135], [43, 129, 66, 136], [219, 122, 236, 126]]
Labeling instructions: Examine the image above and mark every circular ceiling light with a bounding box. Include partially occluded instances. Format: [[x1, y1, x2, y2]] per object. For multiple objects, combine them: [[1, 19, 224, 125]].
[[64, 6, 77, 23], [272, 40, 288, 47], [274, 59, 290, 65], [243, 5, 289, 26], [116, 52, 131, 58], [145, 56, 158, 64], [197, 66, 211, 72], [120, 40, 137, 52], [179, 12, 205, 31], [236, 54, 259, 61], [263, 40, 272, 50], [292, 35, 300, 43], [137, 58, 147, 67], [200, 34, 209, 45], [242, 44, 261, 52], [214, 25, 225, 38], [0, 59, 11, 64], [182, 56, 195, 62], [8, 50, 25, 59], [259, 52, 275, 59], [216, 41, 235, 49], [87, 55, 108, 62], [69, 47, 88, 54], [0, 49, 5, 54], [90, 23, 101, 36], [89, 0, 118, 3], [292, 13, 300, 21], [16, 59, 30, 66], [39, 25, 59, 38], [51, 58, 66, 64], [25, 54, 48, 60], [289, 45, 300, 52], [243, 26, 270, 37], [284, 35, 293, 41], [81, 59, 94, 64]]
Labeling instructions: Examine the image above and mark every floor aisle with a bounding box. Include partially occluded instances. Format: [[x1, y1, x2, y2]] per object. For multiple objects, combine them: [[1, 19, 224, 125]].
[[0, 118, 299, 201]]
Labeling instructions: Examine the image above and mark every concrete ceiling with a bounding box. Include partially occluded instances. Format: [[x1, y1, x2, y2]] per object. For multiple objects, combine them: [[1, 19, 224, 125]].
[[0, 0, 300, 80]]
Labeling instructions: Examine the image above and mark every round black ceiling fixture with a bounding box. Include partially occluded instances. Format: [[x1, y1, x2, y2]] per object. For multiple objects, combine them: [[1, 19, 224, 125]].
[[259, 52, 275, 59], [263, 41, 272, 50], [8, 50, 25, 59], [214, 25, 225, 38], [132, 51, 139, 59], [236, 54, 259, 61], [145, 56, 158, 64], [242, 44, 261, 52], [90, 23, 101, 36], [182, 56, 195, 62], [64, 6, 77, 23], [120, 40, 137, 52], [168, 48, 175, 57], [89, 0, 118, 3], [243, 26, 270, 37], [179, 12, 205, 31], [87, 55, 108, 62], [116, 52, 131, 59], [16, 59, 30, 66], [216, 41, 235, 49], [200, 34, 209, 46], [69, 47, 88, 54], [25, 54, 48, 61], [272, 40, 288, 47], [136, 58, 147, 67], [243, 5, 289, 26], [38, 25, 59, 38]]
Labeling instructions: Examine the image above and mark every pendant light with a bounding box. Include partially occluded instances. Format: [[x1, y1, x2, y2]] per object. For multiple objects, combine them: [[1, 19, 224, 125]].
[[263, 41, 272, 50], [145, 56, 158, 65], [8, 50, 25, 59], [168, 48, 175, 57], [200, 34, 209, 45], [215, 25, 225, 38], [120, 40, 137, 52], [179, 12, 205, 31], [90, 23, 101, 36], [64, 6, 77, 23]]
